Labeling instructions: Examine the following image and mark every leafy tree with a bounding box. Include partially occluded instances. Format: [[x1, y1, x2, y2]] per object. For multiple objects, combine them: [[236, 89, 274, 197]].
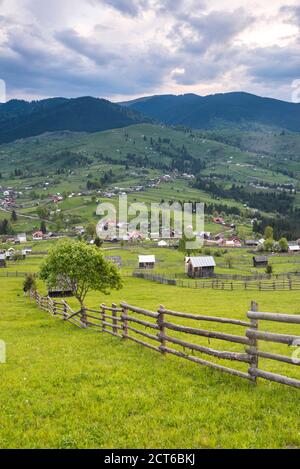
[[264, 238, 274, 252], [0, 219, 13, 235], [40, 240, 122, 309], [278, 237, 288, 252], [265, 264, 273, 275], [94, 236, 103, 248], [86, 222, 96, 238], [11, 210, 17, 222], [40, 221, 47, 234], [224, 253, 234, 269], [12, 251, 24, 262], [23, 273, 36, 294], [264, 226, 274, 240]]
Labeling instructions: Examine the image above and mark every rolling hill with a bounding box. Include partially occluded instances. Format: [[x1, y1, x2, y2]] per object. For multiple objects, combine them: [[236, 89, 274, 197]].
[[0, 96, 150, 144], [121, 92, 300, 132]]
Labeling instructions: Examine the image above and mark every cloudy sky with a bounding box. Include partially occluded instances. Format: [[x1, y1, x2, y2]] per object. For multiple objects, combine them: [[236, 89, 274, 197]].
[[0, 0, 299, 102]]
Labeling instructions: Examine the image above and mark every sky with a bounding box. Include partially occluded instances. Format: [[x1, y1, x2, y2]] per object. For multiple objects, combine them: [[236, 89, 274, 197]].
[[0, 0, 299, 102]]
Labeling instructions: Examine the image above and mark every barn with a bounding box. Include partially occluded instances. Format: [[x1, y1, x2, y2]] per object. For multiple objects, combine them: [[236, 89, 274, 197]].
[[186, 256, 216, 278], [138, 255, 155, 269], [47, 276, 74, 298], [253, 256, 268, 268]]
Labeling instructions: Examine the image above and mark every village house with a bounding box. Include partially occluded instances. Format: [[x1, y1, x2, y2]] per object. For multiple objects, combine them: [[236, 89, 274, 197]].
[[138, 255, 156, 269], [0, 253, 6, 268], [288, 244, 300, 254], [186, 256, 216, 278], [32, 231, 44, 241], [253, 256, 269, 268], [245, 239, 259, 247], [16, 233, 27, 244]]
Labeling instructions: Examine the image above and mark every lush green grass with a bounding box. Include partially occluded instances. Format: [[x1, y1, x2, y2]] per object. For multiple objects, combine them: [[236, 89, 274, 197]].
[[1, 270, 300, 449]]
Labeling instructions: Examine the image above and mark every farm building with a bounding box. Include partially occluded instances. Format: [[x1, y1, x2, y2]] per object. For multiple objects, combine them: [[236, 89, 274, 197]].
[[0, 253, 6, 268], [288, 244, 300, 254], [47, 276, 74, 298], [16, 233, 27, 244], [186, 256, 216, 278], [245, 239, 259, 247], [138, 255, 155, 269], [253, 256, 268, 268], [32, 231, 44, 240], [158, 240, 168, 247]]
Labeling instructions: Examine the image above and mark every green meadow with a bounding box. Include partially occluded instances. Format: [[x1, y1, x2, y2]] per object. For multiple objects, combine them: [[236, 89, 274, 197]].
[[1, 247, 300, 449]]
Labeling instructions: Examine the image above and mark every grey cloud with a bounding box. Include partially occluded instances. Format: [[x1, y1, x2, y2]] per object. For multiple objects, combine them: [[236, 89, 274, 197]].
[[89, 0, 149, 16]]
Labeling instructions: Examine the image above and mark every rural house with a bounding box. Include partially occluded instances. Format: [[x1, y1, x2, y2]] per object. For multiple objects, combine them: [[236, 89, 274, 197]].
[[288, 244, 300, 254], [186, 256, 216, 278], [0, 253, 6, 268], [253, 256, 268, 268], [16, 233, 27, 244], [138, 255, 155, 269]]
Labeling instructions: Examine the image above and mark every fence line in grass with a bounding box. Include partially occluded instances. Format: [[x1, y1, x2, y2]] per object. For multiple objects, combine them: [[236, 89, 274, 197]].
[[29, 290, 300, 389], [133, 271, 300, 291]]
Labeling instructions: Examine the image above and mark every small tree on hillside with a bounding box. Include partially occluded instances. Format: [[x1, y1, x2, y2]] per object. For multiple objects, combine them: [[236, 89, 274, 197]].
[[278, 237, 288, 252], [23, 273, 36, 295], [40, 240, 122, 310], [264, 226, 274, 240], [11, 210, 17, 222], [224, 253, 234, 269]]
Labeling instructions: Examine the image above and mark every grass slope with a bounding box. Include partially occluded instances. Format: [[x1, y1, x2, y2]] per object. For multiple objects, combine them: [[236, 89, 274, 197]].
[[1, 273, 300, 449]]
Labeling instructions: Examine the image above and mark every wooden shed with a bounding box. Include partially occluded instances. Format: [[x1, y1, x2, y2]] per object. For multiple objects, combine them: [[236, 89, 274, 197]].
[[138, 255, 155, 269], [186, 256, 216, 278], [253, 256, 268, 268], [47, 276, 74, 298]]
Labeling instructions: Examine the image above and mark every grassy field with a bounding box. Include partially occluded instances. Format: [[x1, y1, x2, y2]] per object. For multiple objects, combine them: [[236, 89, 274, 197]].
[[1, 257, 300, 448]]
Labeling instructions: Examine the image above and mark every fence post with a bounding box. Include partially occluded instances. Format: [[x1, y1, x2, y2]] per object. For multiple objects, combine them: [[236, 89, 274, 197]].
[[247, 301, 259, 385], [63, 301, 68, 321], [158, 305, 166, 355], [80, 308, 87, 328], [101, 305, 106, 333], [112, 303, 118, 336], [121, 304, 128, 339]]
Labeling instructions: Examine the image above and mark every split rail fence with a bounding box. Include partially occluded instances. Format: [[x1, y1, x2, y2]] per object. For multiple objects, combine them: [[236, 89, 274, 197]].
[[30, 290, 300, 389]]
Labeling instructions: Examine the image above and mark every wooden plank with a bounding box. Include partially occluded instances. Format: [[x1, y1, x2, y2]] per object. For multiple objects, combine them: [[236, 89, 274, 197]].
[[249, 368, 300, 388], [159, 307, 251, 327], [247, 311, 300, 324], [247, 329, 300, 345], [120, 302, 159, 318], [163, 321, 250, 345], [100, 304, 123, 312], [126, 325, 160, 342], [246, 348, 300, 366], [162, 346, 251, 380], [127, 335, 160, 352], [163, 334, 251, 363], [123, 314, 159, 330]]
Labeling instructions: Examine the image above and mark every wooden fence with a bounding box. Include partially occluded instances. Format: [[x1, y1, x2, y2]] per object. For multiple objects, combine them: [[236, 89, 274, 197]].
[[133, 271, 300, 291], [30, 291, 300, 389]]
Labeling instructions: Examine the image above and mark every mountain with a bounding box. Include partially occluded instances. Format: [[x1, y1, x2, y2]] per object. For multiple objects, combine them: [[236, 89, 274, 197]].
[[0, 96, 150, 144], [121, 92, 300, 132]]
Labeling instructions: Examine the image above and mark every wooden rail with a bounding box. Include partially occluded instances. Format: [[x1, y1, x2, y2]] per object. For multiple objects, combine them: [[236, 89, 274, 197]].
[[30, 290, 300, 389]]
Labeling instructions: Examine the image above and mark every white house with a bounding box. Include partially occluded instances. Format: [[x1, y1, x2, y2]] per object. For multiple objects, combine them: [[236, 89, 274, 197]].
[[158, 240, 168, 247], [16, 233, 27, 243], [288, 244, 300, 254], [138, 255, 156, 269]]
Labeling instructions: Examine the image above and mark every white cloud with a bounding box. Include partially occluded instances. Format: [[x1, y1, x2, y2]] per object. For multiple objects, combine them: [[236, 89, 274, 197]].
[[0, 0, 299, 101]]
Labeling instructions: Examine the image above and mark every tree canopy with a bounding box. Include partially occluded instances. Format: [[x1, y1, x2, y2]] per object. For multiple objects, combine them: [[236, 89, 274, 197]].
[[40, 240, 122, 308]]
